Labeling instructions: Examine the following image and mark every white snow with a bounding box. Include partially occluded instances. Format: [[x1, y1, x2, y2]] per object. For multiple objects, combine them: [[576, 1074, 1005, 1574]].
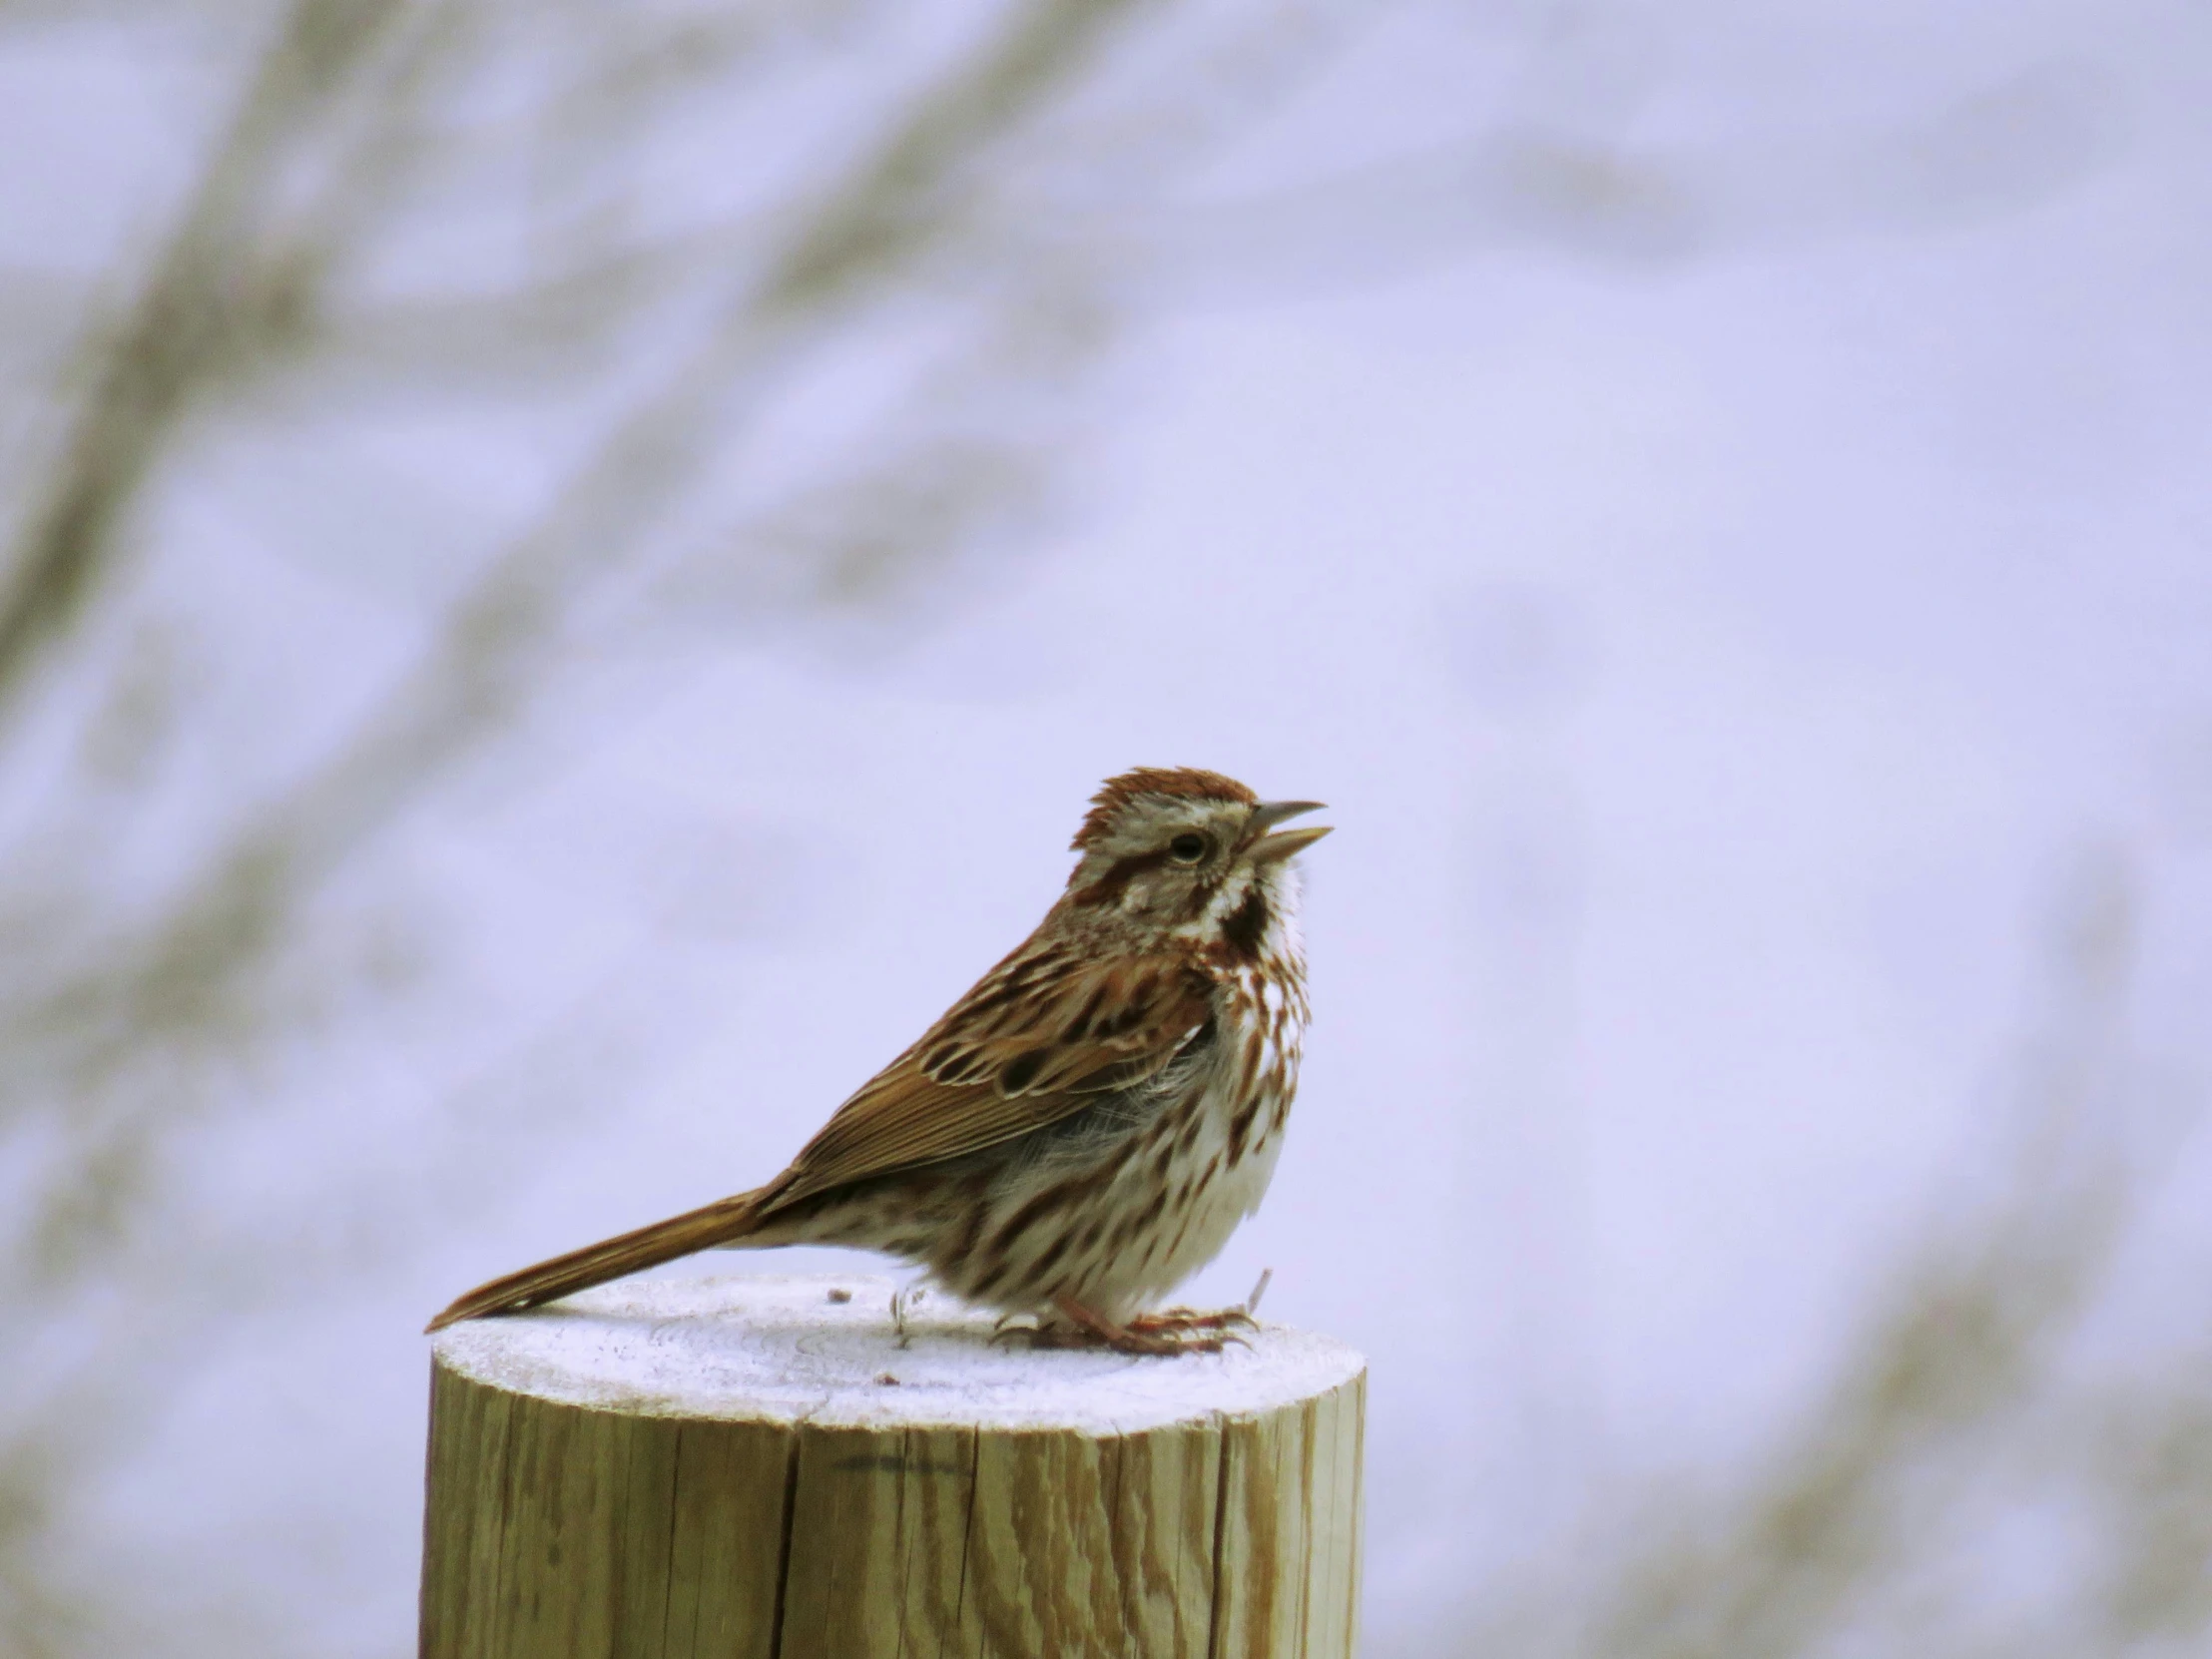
[[432, 1274, 1365, 1433]]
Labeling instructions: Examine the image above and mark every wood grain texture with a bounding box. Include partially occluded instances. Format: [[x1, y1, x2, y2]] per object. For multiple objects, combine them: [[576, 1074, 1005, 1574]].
[[420, 1274, 1364, 1659]]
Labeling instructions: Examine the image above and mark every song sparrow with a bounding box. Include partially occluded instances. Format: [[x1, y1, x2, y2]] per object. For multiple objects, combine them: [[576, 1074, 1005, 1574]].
[[426, 767, 1328, 1355]]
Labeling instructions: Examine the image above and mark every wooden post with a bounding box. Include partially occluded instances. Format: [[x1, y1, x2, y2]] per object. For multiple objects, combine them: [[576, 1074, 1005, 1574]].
[[421, 1273, 1364, 1659]]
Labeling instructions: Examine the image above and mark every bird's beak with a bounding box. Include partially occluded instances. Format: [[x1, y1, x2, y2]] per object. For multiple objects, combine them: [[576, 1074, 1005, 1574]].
[[1246, 800, 1332, 863]]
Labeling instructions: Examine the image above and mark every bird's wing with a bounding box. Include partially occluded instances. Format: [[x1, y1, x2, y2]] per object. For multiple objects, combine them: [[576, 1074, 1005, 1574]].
[[758, 942, 1215, 1212]]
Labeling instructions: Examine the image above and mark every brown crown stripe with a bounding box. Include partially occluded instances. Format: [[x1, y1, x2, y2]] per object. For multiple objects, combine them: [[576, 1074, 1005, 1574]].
[[1071, 767, 1258, 850]]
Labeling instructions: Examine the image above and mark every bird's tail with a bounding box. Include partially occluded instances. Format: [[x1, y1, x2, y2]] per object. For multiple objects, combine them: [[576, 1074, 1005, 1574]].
[[424, 1191, 770, 1333]]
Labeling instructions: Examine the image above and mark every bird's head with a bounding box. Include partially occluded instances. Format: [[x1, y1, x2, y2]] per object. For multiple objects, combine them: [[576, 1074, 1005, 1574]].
[[1064, 767, 1329, 947]]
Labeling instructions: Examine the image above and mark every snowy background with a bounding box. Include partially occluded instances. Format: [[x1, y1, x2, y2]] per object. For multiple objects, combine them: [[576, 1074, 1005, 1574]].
[[0, 2, 2208, 1654]]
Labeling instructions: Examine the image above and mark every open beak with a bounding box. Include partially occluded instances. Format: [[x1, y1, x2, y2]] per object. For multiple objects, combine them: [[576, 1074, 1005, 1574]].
[[1245, 800, 1332, 863]]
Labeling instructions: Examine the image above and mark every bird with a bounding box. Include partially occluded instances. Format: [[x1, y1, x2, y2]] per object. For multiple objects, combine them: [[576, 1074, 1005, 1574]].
[[425, 767, 1328, 1354]]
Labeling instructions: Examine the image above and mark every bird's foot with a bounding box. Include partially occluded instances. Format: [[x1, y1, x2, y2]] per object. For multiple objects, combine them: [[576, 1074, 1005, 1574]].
[[1013, 1296, 1248, 1357], [1128, 1304, 1258, 1337]]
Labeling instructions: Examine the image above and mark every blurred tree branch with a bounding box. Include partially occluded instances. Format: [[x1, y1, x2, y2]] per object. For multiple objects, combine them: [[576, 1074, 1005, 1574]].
[[0, 0, 432, 719], [1408, 850, 2211, 1659]]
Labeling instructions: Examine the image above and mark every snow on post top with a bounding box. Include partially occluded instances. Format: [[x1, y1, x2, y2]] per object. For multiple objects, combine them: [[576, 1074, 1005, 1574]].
[[429, 1273, 1364, 1433]]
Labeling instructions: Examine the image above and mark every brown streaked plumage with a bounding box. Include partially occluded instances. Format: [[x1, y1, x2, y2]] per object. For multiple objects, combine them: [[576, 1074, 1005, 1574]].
[[426, 767, 1329, 1354]]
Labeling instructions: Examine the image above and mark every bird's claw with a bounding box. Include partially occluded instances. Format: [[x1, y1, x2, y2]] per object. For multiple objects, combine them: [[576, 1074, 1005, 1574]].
[[1017, 1296, 1253, 1357], [1127, 1304, 1258, 1338], [1025, 1323, 1237, 1357]]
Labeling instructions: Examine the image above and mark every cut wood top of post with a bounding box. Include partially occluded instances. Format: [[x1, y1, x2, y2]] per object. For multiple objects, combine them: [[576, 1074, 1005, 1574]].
[[429, 1273, 1364, 1433]]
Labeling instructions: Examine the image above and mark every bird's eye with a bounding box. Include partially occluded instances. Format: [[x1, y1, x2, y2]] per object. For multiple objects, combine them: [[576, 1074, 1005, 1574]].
[[1169, 832, 1209, 863]]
